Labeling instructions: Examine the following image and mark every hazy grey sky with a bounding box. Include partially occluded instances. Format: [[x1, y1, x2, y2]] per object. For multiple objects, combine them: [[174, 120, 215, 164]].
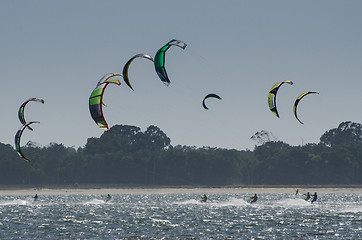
[[1, 0, 362, 150]]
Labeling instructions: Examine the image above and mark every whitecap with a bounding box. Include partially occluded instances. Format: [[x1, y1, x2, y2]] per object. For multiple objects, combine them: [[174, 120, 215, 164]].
[[150, 217, 179, 227], [210, 197, 249, 207], [173, 199, 202, 205], [338, 206, 362, 213], [83, 199, 105, 205], [0, 199, 30, 206], [274, 198, 311, 207]]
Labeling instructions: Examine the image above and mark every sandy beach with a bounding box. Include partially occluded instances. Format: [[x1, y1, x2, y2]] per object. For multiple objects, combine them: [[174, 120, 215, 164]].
[[0, 186, 361, 196]]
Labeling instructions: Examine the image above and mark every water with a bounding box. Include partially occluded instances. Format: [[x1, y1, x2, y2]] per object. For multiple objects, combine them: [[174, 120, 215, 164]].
[[0, 192, 361, 239]]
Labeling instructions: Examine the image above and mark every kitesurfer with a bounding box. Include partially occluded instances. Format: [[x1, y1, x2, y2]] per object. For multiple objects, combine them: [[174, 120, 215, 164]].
[[295, 189, 299, 196], [201, 194, 207, 202], [33, 194, 38, 201], [311, 192, 317, 203], [250, 194, 258, 204], [105, 194, 111, 202], [304, 192, 311, 201]]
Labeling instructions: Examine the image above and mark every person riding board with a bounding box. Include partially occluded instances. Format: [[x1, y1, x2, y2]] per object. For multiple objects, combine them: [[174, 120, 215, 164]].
[[311, 192, 317, 203], [33, 194, 38, 201], [304, 192, 311, 201], [105, 194, 112, 202], [250, 194, 258, 204], [201, 194, 207, 202]]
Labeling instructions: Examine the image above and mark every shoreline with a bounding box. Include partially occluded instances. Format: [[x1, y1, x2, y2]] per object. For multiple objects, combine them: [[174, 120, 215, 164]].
[[0, 185, 362, 196]]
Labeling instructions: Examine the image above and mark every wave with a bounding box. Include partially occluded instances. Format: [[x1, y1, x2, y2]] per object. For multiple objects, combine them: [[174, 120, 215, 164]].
[[83, 198, 107, 205], [173, 197, 250, 207], [274, 198, 312, 207], [210, 197, 250, 207], [0, 199, 32, 206], [338, 205, 362, 213]]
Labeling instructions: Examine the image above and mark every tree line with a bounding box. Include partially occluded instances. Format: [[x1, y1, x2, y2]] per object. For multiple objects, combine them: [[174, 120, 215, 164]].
[[1, 121, 362, 186]]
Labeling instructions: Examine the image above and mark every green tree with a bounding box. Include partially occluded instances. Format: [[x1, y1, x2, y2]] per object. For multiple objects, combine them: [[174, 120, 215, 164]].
[[320, 121, 362, 147]]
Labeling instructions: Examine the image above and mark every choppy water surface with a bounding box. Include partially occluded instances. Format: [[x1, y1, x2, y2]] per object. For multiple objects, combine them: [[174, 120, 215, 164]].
[[0, 192, 361, 239]]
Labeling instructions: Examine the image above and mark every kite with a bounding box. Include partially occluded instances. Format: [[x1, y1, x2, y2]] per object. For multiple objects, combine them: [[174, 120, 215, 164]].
[[154, 39, 187, 86], [122, 53, 154, 91], [89, 73, 121, 131], [202, 93, 222, 110], [293, 91, 319, 124], [15, 121, 40, 162], [18, 98, 44, 131], [268, 80, 293, 118]]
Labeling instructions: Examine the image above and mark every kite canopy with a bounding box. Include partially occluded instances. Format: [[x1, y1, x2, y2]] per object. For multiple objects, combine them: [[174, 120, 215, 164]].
[[154, 39, 187, 86], [268, 80, 293, 118], [122, 53, 154, 91], [18, 98, 44, 131], [202, 93, 222, 110], [293, 91, 319, 124], [15, 121, 40, 162], [89, 73, 121, 131]]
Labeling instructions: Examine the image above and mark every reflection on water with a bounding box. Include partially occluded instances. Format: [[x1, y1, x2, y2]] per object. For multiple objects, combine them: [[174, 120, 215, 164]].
[[0, 192, 361, 239]]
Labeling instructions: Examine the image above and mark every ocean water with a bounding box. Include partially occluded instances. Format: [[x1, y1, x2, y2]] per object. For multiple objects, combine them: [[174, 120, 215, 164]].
[[0, 192, 361, 239]]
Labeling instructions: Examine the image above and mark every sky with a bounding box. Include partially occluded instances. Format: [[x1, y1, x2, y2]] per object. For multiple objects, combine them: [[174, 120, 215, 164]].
[[1, 0, 362, 151]]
